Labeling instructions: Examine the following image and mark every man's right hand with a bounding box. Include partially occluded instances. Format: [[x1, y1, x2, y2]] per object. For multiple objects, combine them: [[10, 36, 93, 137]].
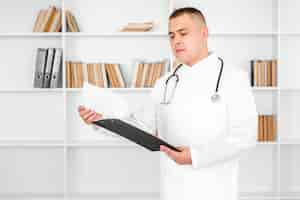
[[78, 105, 103, 125]]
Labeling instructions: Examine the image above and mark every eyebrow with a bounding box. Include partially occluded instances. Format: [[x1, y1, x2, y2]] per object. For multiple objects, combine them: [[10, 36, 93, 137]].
[[168, 28, 188, 35]]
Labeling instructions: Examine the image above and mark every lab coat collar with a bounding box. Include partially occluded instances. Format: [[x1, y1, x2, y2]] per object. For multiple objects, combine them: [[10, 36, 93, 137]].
[[176, 51, 219, 74]]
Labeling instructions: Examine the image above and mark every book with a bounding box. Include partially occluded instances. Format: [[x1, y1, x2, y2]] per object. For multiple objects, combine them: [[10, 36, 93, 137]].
[[131, 60, 167, 88], [33, 10, 44, 32], [43, 48, 55, 88], [33, 6, 62, 32], [33, 48, 48, 88], [104, 64, 114, 87], [250, 60, 254, 86], [33, 6, 80, 32], [40, 6, 57, 32], [136, 63, 144, 88], [87, 63, 96, 86], [271, 60, 277, 86], [50, 48, 62, 88], [67, 62, 110, 88], [66, 61, 72, 88], [65, 10, 80, 32], [48, 8, 62, 32], [120, 21, 154, 32], [95, 63, 105, 87], [257, 115, 277, 142], [251, 59, 277, 87], [105, 64, 125, 88]]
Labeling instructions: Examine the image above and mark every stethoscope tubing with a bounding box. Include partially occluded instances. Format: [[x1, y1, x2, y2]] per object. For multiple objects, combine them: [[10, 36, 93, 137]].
[[163, 57, 224, 104]]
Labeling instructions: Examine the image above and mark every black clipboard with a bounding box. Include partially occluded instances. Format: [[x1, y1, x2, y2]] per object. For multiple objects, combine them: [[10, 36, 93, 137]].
[[92, 119, 181, 152]]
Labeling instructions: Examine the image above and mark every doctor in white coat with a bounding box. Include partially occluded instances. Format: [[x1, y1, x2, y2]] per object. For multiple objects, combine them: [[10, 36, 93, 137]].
[[78, 7, 257, 200]]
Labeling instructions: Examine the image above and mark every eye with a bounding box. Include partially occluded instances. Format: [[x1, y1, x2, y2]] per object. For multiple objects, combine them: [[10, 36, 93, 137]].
[[169, 34, 174, 39], [180, 32, 187, 36]]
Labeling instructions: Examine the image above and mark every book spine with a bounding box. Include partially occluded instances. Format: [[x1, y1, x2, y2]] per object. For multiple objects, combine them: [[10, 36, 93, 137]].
[[33, 48, 48, 88], [250, 60, 254, 87]]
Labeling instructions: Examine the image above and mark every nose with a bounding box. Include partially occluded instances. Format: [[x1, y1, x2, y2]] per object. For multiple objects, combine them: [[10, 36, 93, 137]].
[[172, 35, 182, 49], [174, 35, 182, 45]]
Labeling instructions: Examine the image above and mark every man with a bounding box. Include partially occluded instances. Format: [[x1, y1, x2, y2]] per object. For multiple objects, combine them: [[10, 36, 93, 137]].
[[78, 7, 257, 200]]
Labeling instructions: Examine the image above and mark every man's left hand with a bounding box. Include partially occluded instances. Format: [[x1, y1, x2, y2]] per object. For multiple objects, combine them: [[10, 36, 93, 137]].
[[160, 145, 192, 165]]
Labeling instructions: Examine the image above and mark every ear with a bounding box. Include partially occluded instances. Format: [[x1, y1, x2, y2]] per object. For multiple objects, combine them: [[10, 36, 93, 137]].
[[201, 26, 209, 39]]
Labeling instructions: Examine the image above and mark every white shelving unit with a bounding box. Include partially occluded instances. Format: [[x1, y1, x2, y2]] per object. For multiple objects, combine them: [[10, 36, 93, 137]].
[[0, 0, 299, 199]]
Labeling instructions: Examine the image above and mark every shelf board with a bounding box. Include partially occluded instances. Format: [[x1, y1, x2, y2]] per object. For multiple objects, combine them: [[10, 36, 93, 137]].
[[0, 32, 62, 37], [0, 140, 289, 147], [252, 87, 278, 91], [0, 88, 154, 93], [209, 32, 278, 36], [0, 88, 64, 93], [1, 32, 299, 38], [67, 192, 159, 199], [3, 87, 299, 93], [279, 32, 300, 36], [279, 88, 300, 92], [257, 141, 300, 145], [279, 138, 300, 145], [256, 141, 278, 145], [279, 192, 300, 199], [0, 140, 65, 147], [239, 193, 278, 200], [67, 139, 138, 147], [63, 32, 168, 37], [66, 88, 153, 93]]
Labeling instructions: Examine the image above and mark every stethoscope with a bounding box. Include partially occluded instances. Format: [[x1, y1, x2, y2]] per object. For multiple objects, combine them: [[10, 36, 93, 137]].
[[161, 57, 224, 105]]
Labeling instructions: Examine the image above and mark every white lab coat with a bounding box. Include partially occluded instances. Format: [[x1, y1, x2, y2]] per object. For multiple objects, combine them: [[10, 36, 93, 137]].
[[132, 52, 257, 200], [92, 52, 257, 200]]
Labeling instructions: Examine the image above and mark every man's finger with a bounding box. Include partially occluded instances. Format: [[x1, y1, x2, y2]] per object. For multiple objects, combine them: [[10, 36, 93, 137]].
[[79, 107, 91, 116], [177, 146, 186, 151], [78, 105, 88, 113], [78, 105, 85, 112], [83, 111, 95, 121], [160, 145, 179, 160], [86, 113, 97, 123]]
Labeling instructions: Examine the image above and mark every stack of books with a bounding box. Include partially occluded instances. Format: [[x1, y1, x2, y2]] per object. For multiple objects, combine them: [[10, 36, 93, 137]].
[[65, 60, 168, 88], [120, 21, 154, 32], [33, 48, 63, 88], [33, 6, 80, 32], [250, 59, 277, 87], [257, 115, 277, 142], [131, 60, 167, 88], [65, 62, 124, 88], [104, 63, 125, 87], [65, 10, 80, 32], [33, 6, 62, 32]]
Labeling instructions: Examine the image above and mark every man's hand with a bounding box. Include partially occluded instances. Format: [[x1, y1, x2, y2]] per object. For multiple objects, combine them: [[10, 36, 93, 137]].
[[160, 145, 192, 165], [78, 105, 103, 124]]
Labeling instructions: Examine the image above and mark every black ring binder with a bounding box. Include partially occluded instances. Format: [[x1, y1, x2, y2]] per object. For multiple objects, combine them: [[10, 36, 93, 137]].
[[93, 119, 181, 152]]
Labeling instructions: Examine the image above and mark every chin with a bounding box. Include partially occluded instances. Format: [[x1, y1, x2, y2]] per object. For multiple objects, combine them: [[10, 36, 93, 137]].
[[175, 54, 186, 62], [176, 57, 189, 65]]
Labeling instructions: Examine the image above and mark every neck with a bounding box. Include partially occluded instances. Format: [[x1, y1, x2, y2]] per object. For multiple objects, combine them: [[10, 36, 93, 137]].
[[186, 49, 209, 67]]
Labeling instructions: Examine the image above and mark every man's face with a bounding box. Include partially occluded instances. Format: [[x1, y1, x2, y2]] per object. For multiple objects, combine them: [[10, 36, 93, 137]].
[[168, 14, 208, 66]]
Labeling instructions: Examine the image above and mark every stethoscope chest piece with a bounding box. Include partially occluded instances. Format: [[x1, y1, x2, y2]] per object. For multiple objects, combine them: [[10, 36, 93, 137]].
[[211, 93, 221, 103]]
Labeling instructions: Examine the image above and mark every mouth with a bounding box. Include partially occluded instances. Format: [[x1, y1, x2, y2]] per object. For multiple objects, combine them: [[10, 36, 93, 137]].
[[175, 49, 185, 54]]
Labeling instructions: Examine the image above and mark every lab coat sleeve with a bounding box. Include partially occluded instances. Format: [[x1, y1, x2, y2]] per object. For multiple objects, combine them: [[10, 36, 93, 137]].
[[190, 69, 257, 169]]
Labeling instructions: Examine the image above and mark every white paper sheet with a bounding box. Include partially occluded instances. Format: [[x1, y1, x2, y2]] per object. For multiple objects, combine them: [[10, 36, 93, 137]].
[[80, 82, 130, 119]]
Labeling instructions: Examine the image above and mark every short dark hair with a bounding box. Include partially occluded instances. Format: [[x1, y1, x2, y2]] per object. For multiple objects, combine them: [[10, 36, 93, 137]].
[[169, 7, 207, 26]]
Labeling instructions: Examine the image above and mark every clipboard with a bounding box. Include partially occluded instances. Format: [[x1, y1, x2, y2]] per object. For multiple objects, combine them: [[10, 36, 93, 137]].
[[92, 119, 181, 152]]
